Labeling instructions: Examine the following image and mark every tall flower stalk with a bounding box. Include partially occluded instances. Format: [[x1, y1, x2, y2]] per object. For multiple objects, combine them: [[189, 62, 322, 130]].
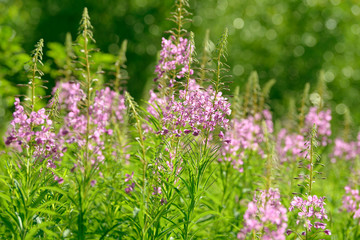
[[287, 125, 331, 239], [237, 122, 288, 240], [1, 39, 63, 240], [79, 7, 95, 176], [72, 8, 97, 239]]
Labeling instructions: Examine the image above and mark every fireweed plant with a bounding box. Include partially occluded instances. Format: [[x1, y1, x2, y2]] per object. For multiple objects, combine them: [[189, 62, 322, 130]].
[[287, 126, 331, 239], [0, 1, 360, 239]]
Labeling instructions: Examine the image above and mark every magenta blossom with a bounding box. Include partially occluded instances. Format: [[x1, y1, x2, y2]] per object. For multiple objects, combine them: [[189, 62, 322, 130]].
[[55, 82, 127, 164], [304, 107, 331, 146], [5, 98, 62, 165], [238, 188, 288, 240], [220, 110, 273, 172], [288, 195, 331, 236]]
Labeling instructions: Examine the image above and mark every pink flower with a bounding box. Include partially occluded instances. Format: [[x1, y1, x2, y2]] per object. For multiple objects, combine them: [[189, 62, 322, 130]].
[[147, 80, 231, 138], [91, 180, 96, 187], [304, 107, 331, 146], [342, 185, 360, 219], [54, 175, 64, 184], [220, 110, 273, 171], [125, 183, 135, 195], [125, 172, 134, 182], [152, 186, 162, 195], [55, 82, 127, 165], [288, 195, 330, 236], [155, 36, 193, 81], [5, 98, 62, 164], [238, 189, 287, 239]]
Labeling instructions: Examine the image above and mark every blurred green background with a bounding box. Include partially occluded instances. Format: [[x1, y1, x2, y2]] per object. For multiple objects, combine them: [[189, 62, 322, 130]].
[[1, 0, 360, 137]]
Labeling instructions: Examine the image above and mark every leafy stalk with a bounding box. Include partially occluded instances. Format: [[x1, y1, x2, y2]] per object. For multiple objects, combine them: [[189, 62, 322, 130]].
[[250, 72, 260, 115], [286, 97, 297, 129], [26, 39, 45, 205], [75, 8, 96, 240], [184, 32, 195, 97], [199, 29, 211, 86], [299, 83, 310, 131], [242, 71, 258, 116], [231, 85, 243, 119], [262, 121, 276, 194], [78, 7, 95, 174], [168, 0, 191, 42], [115, 39, 128, 92], [212, 28, 229, 102], [29, 38, 45, 112], [343, 105, 352, 142], [124, 91, 148, 239], [259, 78, 276, 113], [64, 33, 75, 82], [307, 125, 318, 196], [316, 70, 327, 112]]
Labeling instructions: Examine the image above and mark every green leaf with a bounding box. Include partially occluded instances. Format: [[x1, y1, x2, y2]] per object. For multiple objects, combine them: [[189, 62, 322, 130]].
[[0, 192, 11, 202], [24, 221, 58, 240]]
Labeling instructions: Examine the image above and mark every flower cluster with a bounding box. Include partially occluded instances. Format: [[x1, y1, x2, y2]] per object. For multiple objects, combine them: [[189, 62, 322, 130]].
[[155, 36, 193, 83], [276, 129, 306, 163], [304, 107, 332, 146], [147, 89, 169, 120], [288, 195, 331, 236], [331, 137, 358, 163], [5, 98, 63, 183], [276, 107, 331, 163], [149, 33, 231, 137], [56, 82, 127, 164], [5, 98, 62, 166], [238, 188, 288, 240], [149, 79, 231, 137], [56, 82, 85, 116], [220, 110, 273, 171], [342, 186, 360, 218]]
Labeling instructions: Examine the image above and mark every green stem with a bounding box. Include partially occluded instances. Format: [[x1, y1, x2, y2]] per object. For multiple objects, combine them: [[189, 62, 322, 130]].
[[125, 93, 147, 239], [176, 0, 183, 44], [84, 33, 91, 180], [309, 133, 314, 196]]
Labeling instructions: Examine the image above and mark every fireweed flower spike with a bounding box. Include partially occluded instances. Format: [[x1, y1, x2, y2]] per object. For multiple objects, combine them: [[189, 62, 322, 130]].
[[238, 189, 288, 240], [219, 110, 273, 171], [342, 185, 360, 219], [276, 129, 306, 163], [5, 39, 64, 184], [55, 82, 127, 163], [5, 99, 62, 166], [276, 107, 331, 163], [330, 134, 359, 163], [287, 126, 331, 238], [148, 79, 231, 137], [304, 107, 331, 146], [148, 33, 231, 138], [155, 36, 193, 82], [288, 195, 331, 236]]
